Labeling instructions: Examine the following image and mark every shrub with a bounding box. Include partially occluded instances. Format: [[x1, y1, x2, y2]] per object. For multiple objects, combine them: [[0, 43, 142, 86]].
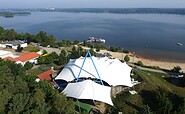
[[137, 61, 144, 66], [24, 62, 34, 70], [124, 55, 130, 62]]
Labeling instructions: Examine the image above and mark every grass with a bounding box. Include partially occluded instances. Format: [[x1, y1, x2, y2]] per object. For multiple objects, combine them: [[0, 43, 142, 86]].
[[23, 43, 40, 52], [107, 69, 185, 113], [134, 69, 185, 97], [27, 68, 43, 77]]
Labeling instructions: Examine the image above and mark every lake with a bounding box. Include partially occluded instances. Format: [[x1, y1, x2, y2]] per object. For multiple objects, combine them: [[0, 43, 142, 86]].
[[1, 12, 185, 62]]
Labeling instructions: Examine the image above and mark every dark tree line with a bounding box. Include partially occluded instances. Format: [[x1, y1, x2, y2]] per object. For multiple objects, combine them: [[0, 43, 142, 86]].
[[0, 58, 76, 114], [0, 27, 56, 47]]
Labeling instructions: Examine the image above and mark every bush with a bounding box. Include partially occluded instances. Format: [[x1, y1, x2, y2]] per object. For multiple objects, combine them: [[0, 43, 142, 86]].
[[15, 45, 23, 52], [137, 61, 144, 66], [171, 66, 182, 73], [42, 50, 47, 54], [24, 62, 34, 70], [110, 46, 119, 52], [96, 47, 100, 52], [124, 55, 130, 62]]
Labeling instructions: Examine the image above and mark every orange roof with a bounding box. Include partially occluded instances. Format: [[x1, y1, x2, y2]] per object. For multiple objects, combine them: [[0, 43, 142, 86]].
[[37, 69, 54, 81], [3, 56, 17, 62], [16, 52, 40, 62]]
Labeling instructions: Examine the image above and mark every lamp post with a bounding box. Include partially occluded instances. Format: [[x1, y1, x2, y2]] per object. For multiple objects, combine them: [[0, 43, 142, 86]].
[[133, 52, 135, 63], [122, 48, 124, 61]]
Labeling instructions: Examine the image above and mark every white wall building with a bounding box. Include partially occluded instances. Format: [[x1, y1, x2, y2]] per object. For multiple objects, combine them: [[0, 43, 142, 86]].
[[0, 41, 28, 49], [0, 50, 14, 58]]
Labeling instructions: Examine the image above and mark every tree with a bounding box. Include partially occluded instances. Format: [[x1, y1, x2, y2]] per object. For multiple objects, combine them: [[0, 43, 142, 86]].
[[96, 47, 100, 52], [171, 66, 182, 73], [155, 88, 173, 114], [110, 46, 119, 52], [42, 50, 48, 55], [137, 61, 144, 66], [58, 50, 68, 65], [50, 93, 75, 114], [44, 55, 54, 64], [124, 55, 130, 62], [73, 40, 80, 45], [15, 45, 23, 52], [24, 62, 34, 70], [37, 56, 45, 64], [7, 93, 29, 114], [141, 105, 153, 114]]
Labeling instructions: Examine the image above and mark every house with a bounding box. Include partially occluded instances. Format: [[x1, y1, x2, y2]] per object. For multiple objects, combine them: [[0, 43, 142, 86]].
[[15, 52, 40, 65], [0, 40, 28, 49], [3, 56, 17, 62], [3, 52, 40, 65], [36, 69, 54, 82], [0, 50, 14, 58]]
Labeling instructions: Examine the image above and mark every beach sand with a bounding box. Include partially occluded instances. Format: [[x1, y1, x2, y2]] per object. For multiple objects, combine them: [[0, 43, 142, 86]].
[[99, 49, 185, 72]]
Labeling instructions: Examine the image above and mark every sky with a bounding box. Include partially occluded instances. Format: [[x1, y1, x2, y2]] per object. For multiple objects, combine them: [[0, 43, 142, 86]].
[[0, 0, 185, 8]]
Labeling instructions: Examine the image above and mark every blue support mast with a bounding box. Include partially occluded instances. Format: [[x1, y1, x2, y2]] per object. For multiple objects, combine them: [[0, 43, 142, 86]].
[[76, 49, 104, 85]]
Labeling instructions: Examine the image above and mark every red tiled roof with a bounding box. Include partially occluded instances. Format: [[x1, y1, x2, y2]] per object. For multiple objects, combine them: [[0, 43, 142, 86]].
[[16, 52, 40, 62], [3, 56, 17, 62], [37, 69, 54, 81]]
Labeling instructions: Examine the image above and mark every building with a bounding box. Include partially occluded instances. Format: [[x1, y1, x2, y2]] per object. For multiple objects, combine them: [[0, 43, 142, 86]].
[[36, 69, 54, 82], [54, 50, 133, 106], [3, 52, 40, 65], [0, 40, 28, 49], [0, 50, 14, 58]]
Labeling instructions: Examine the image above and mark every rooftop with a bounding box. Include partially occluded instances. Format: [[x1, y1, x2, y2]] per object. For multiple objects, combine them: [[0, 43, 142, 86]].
[[2, 41, 25, 46], [3, 56, 17, 62], [37, 69, 54, 81], [16, 52, 40, 62]]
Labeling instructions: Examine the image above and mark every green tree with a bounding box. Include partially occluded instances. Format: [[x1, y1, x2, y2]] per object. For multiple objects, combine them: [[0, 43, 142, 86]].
[[44, 55, 54, 64], [70, 46, 80, 59], [141, 105, 153, 114], [8, 93, 29, 114], [15, 45, 23, 52], [37, 56, 45, 64], [137, 61, 144, 66], [96, 47, 100, 52], [73, 40, 80, 45], [42, 50, 48, 54], [50, 51, 59, 60], [0, 89, 11, 113], [58, 50, 68, 65], [155, 89, 173, 114], [24, 62, 34, 70], [124, 55, 130, 62], [110, 46, 119, 52], [171, 66, 182, 73], [50, 93, 75, 114]]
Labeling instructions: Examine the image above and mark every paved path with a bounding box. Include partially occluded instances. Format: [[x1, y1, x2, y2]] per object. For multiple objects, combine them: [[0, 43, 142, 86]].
[[132, 65, 180, 76], [41, 47, 61, 55]]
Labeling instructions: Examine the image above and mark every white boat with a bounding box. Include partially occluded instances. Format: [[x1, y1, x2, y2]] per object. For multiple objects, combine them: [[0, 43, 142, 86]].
[[87, 37, 105, 43], [177, 43, 183, 46]]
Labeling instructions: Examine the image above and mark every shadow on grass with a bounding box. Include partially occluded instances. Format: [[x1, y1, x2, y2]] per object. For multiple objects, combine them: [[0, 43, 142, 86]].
[[139, 90, 157, 111]]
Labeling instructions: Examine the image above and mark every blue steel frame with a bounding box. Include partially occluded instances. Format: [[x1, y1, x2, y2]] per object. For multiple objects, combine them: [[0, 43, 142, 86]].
[[76, 49, 104, 85]]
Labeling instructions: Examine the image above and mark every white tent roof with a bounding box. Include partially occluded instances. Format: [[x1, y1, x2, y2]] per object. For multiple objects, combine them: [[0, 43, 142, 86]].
[[62, 80, 113, 106], [55, 56, 133, 87]]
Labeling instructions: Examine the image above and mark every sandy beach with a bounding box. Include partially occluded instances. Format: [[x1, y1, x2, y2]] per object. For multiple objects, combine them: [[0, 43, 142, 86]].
[[98, 49, 185, 72]]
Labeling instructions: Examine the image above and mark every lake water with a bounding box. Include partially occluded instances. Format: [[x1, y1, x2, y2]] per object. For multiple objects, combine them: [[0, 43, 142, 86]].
[[1, 12, 185, 62]]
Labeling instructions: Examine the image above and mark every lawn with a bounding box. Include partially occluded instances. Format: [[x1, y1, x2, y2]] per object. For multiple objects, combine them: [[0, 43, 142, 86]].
[[27, 68, 43, 77], [23, 43, 40, 52], [106, 69, 185, 113]]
